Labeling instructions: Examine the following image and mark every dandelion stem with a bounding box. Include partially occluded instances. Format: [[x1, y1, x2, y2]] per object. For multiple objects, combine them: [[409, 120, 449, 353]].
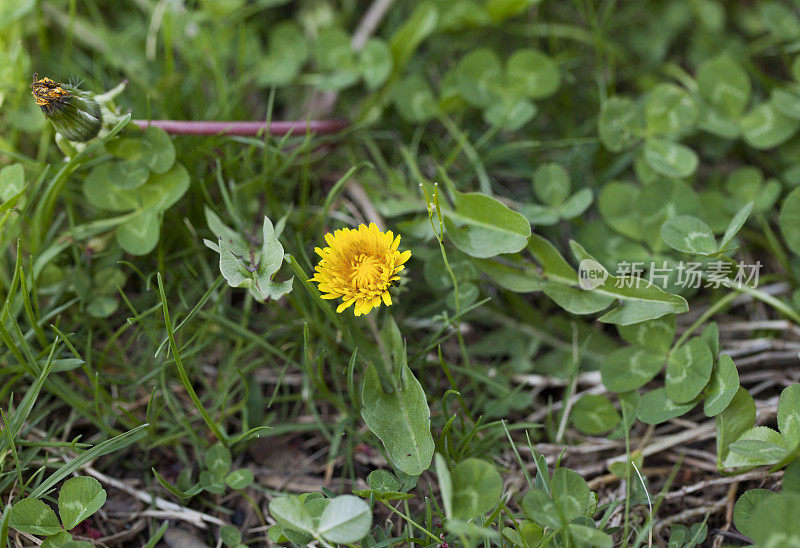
[[131, 118, 349, 136], [367, 314, 396, 394]]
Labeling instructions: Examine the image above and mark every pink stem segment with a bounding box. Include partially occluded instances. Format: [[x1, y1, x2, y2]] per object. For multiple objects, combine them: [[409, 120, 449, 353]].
[[131, 118, 350, 136]]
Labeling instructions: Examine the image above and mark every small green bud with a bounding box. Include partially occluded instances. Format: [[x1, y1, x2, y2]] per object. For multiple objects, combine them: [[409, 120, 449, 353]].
[[30, 74, 102, 142]]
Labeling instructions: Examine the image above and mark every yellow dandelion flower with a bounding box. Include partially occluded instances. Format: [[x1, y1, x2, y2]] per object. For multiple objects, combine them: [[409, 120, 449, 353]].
[[311, 223, 411, 316]]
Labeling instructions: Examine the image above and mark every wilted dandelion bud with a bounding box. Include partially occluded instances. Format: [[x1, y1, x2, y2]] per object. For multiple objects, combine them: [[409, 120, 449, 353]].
[[30, 74, 102, 142]]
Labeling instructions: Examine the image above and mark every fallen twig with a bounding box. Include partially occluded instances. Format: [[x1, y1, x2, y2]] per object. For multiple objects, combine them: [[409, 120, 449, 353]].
[[654, 496, 728, 532], [80, 465, 226, 529]]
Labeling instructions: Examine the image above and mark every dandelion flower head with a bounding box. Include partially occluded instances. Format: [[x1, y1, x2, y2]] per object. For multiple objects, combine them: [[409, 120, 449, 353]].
[[29, 74, 102, 142], [311, 223, 411, 316]]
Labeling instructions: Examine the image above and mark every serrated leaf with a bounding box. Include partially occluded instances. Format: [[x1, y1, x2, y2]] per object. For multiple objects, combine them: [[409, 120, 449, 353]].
[[205, 207, 249, 257], [219, 237, 251, 288], [252, 217, 293, 300], [215, 216, 292, 302], [258, 217, 284, 278]]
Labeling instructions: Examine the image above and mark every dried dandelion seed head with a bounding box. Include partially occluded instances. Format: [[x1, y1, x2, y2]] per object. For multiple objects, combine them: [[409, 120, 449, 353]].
[[311, 223, 411, 316]]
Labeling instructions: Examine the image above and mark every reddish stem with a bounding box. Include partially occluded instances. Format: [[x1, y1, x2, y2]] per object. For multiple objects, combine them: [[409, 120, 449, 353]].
[[131, 118, 349, 136]]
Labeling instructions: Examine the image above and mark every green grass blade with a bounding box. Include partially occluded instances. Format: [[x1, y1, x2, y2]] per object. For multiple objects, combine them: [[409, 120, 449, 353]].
[[156, 273, 227, 444], [29, 423, 149, 498]]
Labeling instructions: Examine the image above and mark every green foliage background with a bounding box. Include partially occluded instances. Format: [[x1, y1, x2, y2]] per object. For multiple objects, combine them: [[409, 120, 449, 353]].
[[2, 0, 800, 546]]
